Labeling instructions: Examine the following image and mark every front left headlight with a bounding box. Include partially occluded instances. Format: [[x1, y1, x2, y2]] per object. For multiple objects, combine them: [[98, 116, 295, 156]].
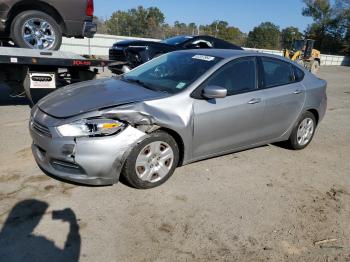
[[56, 118, 125, 137]]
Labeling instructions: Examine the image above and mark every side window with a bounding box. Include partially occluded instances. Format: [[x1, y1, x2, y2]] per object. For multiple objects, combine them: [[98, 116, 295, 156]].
[[206, 57, 257, 96], [293, 66, 305, 82], [261, 57, 294, 88]]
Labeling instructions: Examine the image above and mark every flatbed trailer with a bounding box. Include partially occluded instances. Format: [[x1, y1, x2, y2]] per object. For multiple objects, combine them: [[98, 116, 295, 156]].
[[0, 47, 109, 104]]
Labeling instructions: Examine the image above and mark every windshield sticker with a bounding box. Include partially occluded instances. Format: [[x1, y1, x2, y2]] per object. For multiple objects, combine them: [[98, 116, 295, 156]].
[[192, 55, 215, 61], [176, 82, 187, 89]]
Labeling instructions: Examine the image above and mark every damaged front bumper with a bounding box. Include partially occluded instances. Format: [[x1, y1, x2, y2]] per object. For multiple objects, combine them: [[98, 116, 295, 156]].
[[29, 109, 147, 186]]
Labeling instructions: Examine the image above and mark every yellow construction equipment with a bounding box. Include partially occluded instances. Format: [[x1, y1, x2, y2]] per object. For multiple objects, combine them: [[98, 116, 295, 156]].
[[283, 39, 321, 74]]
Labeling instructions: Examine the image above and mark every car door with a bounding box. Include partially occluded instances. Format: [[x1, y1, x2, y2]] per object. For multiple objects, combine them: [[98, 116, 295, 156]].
[[192, 57, 266, 159], [258, 57, 306, 140]]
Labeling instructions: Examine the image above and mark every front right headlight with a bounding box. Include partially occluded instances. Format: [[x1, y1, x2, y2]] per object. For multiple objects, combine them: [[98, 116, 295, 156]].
[[56, 118, 125, 137]]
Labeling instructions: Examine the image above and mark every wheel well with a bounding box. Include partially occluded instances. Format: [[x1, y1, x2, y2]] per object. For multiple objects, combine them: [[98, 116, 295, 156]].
[[307, 109, 319, 125], [159, 128, 185, 166], [6, 1, 65, 34]]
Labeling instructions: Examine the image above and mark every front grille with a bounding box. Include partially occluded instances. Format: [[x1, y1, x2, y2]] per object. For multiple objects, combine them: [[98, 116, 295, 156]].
[[32, 120, 51, 137], [109, 48, 127, 62]]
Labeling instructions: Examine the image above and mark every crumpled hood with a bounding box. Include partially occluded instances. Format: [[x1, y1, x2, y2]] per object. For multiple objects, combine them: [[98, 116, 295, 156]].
[[37, 78, 169, 118]]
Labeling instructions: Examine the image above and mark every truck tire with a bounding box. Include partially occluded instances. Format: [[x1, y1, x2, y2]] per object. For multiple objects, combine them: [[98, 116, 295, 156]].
[[11, 10, 62, 50]]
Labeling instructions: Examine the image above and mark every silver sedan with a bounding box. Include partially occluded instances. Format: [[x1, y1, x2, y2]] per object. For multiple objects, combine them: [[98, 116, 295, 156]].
[[29, 50, 327, 189]]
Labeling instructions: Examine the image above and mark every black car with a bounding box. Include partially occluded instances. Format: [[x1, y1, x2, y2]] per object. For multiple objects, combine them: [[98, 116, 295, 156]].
[[108, 35, 243, 74]]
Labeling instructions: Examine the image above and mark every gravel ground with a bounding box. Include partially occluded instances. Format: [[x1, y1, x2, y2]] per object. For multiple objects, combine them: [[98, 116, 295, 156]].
[[0, 66, 349, 262]]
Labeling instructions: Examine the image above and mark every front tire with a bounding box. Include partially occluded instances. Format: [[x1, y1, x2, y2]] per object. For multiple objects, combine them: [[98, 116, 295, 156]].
[[122, 131, 179, 189], [11, 10, 62, 50], [287, 112, 316, 150]]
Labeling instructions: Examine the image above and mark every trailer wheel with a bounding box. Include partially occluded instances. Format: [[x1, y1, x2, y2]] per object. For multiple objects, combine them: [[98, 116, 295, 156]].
[[11, 10, 62, 50]]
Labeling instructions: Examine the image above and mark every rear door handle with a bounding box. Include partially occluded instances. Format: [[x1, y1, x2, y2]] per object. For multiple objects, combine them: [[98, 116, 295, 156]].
[[248, 98, 262, 104], [293, 90, 303, 94]]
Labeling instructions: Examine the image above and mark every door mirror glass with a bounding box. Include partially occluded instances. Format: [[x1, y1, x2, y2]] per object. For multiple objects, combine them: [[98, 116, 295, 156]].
[[202, 85, 227, 99]]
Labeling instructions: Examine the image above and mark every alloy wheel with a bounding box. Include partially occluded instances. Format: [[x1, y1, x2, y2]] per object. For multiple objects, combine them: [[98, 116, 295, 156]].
[[297, 118, 314, 146], [22, 18, 56, 50]]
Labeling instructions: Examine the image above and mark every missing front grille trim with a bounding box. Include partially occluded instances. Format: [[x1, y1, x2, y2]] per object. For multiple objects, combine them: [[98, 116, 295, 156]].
[[32, 120, 52, 137]]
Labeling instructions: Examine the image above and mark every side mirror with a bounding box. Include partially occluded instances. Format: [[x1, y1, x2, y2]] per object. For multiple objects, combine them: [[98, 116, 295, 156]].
[[202, 85, 227, 99]]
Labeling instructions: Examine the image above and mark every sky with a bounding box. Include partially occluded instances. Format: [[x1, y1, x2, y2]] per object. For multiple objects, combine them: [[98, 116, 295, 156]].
[[95, 0, 314, 33]]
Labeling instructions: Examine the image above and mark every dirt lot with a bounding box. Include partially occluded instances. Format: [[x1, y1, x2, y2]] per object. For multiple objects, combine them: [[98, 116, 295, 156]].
[[0, 66, 349, 262]]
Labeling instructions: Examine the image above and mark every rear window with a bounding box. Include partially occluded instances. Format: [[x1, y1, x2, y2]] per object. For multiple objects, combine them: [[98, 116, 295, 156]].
[[161, 36, 193, 45], [261, 57, 294, 88]]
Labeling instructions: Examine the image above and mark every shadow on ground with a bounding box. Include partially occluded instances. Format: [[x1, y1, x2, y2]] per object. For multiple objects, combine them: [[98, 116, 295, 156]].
[[0, 199, 81, 262], [0, 84, 29, 106]]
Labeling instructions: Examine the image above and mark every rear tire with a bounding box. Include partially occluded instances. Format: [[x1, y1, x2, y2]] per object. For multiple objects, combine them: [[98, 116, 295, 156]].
[[11, 10, 62, 50], [121, 131, 179, 189], [286, 111, 316, 150]]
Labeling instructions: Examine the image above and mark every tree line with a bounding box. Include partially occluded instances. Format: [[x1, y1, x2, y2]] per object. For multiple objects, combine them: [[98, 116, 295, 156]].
[[95, 0, 350, 55]]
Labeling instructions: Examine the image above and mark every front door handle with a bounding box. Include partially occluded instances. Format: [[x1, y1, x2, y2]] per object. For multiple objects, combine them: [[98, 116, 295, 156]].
[[293, 90, 303, 94], [248, 98, 262, 104]]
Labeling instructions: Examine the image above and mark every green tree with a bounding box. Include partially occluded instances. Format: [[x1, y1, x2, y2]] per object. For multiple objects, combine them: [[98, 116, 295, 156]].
[[198, 21, 246, 46], [302, 0, 345, 54], [104, 6, 244, 46], [174, 21, 188, 35], [335, 0, 350, 54], [145, 7, 165, 38], [93, 16, 108, 34], [302, 0, 333, 23], [246, 22, 281, 49], [106, 6, 164, 38], [188, 23, 198, 35], [106, 10, 132, 36], [281, 27, 303, 49]]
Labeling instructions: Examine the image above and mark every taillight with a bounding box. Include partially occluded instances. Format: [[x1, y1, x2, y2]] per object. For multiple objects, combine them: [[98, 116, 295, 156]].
[[86, 0, 94, 16]]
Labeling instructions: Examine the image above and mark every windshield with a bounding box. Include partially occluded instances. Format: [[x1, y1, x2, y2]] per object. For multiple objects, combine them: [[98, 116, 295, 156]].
[[122, 52, 222, 94], [293, 40, 305, 51], [161, 35, 193, 45]]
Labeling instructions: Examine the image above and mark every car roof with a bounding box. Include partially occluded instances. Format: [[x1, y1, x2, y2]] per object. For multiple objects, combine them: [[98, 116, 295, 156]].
[[177, 49, 296, 63], [177, 49, 252, 58]]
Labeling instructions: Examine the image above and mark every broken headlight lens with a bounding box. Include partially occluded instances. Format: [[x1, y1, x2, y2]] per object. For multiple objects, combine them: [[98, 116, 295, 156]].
[[56, 119, 125, 137]]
